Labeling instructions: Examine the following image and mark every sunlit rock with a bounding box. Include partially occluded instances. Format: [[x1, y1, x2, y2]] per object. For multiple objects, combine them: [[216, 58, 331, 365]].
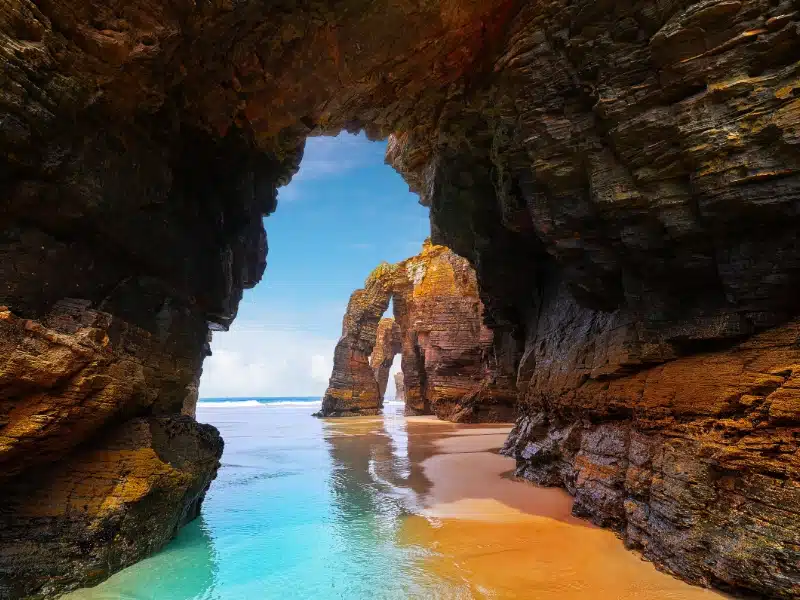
[[319, 242, 516, 422]]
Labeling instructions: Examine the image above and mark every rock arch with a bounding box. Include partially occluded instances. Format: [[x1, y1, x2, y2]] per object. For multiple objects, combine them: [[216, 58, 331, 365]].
[[2, 0, 800, 597], [319, 242, 517, 421]]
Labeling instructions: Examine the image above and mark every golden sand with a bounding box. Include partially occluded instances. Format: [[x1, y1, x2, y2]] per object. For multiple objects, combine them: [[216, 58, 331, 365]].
[[322, 413, 727, 599], [399, 420, 727, 600]]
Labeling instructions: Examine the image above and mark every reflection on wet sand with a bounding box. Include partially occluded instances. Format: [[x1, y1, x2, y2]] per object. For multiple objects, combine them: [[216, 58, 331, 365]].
[[321, 410, 457, 597], [67, 407, 729, 600], [326, 411, 727, 600]]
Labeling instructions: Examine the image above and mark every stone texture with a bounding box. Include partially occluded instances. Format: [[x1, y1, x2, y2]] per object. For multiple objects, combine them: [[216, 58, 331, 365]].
[[320, 242, 516, 422], [399, 242, 517, 422], [0, 301, 223, 598], [370, 318, 402, 399], [0, 415, 221, 599], [502, 311, 800, 598], [318, 263, 397, 417], [2, 0, 800, 596]]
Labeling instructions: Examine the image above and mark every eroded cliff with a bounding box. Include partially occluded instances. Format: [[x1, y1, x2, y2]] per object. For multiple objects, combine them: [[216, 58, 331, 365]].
[[0, 301, 222, 598], [2, 0, 799, 597], [319, 242, 516, 421]]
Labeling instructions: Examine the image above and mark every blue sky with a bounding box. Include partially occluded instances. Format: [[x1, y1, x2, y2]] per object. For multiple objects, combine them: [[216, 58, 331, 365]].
[[199, 134, 430, 398]]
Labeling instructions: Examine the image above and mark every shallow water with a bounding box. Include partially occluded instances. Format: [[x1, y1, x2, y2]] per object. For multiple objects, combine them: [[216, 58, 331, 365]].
[[65, 401, 725, 600]]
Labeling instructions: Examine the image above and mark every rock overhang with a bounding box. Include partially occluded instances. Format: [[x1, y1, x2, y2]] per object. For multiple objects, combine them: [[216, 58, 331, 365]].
[[2, 0, 800, 597]]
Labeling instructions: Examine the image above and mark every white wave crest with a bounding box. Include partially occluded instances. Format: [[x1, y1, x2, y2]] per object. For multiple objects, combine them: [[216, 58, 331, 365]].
[[198, 400, 322, 408], [198, 400, 264, 408]]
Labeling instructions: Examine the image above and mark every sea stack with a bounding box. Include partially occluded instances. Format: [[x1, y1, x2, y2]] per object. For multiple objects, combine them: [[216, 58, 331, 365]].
[[316, 263, 398, 417], [371, 318, 402, 399]]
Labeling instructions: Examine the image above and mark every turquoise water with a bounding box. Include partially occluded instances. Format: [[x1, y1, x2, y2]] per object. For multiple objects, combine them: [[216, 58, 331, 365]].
[[66, 399, 443, 600]]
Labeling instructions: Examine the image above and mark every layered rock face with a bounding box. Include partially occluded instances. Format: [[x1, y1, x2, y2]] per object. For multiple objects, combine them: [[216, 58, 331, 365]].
[[318, 264, 396, 417], [400, 242, 517, 422], [502, 308, 800, 597], [0, 301, 222, 598], [2, 0, 800, 597], [385, 3, 800, 597], [320, 242, 516, 422]]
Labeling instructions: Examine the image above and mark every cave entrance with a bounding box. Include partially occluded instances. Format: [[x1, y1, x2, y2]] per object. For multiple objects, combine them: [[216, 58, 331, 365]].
[[196, 133, 428, 405]]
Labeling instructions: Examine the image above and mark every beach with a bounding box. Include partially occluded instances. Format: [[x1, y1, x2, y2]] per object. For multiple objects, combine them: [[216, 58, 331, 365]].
[[65, 401, 725, 600]]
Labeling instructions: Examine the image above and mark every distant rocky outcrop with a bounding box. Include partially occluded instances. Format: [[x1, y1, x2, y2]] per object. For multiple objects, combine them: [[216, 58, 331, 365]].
[[394, 373, 405, 403], [319, 242, 516, 422], [371, 318, 402, 399], [314, 264, 397, 417]]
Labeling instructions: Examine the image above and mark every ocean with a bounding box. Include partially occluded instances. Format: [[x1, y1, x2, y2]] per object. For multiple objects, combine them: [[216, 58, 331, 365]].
[[65, 399, 725, 600], [64, 399, 443, 600]]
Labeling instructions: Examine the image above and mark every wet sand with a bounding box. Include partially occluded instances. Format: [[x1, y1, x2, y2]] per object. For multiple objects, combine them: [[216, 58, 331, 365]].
[[64, 405, 728, 600], [398, 419, 727, 600]]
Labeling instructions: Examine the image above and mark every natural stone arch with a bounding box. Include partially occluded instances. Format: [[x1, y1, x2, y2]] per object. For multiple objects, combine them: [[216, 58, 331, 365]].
[[319, 241, 517, 421], [316, 262, 398, 417], [1, 1, 800, 598]]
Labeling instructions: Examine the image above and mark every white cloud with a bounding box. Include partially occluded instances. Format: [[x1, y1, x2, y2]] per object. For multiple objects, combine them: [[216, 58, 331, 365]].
[[199, 320, 338, 398]]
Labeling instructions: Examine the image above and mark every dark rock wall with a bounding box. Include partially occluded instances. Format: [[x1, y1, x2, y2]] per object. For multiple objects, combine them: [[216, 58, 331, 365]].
[[387, 2, 800, 595], [501, 279, 800, 597], [2, 0, 799, 597], [0, 301, 222, 599]]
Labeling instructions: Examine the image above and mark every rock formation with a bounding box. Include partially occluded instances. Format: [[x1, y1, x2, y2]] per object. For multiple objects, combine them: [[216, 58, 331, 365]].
[[320, 242, 517, 422], [502, 311, 800, 598], [394, 373, 405, 403], [403, 243, 518, 422], [2, 0, 799, 596], [370, 318, 402, 399], [0, 301, 222, 598], [317, 264, 397, 417]]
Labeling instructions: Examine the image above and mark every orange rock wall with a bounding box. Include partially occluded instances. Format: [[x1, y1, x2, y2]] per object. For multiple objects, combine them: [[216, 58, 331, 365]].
[[503, 280, 800, 597], [0, 301, 221, 598], [318, 264, 397, 416]]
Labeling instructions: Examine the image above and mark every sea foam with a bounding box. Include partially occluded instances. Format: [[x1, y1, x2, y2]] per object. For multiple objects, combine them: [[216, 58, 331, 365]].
[[198, 399, 322, 408]]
